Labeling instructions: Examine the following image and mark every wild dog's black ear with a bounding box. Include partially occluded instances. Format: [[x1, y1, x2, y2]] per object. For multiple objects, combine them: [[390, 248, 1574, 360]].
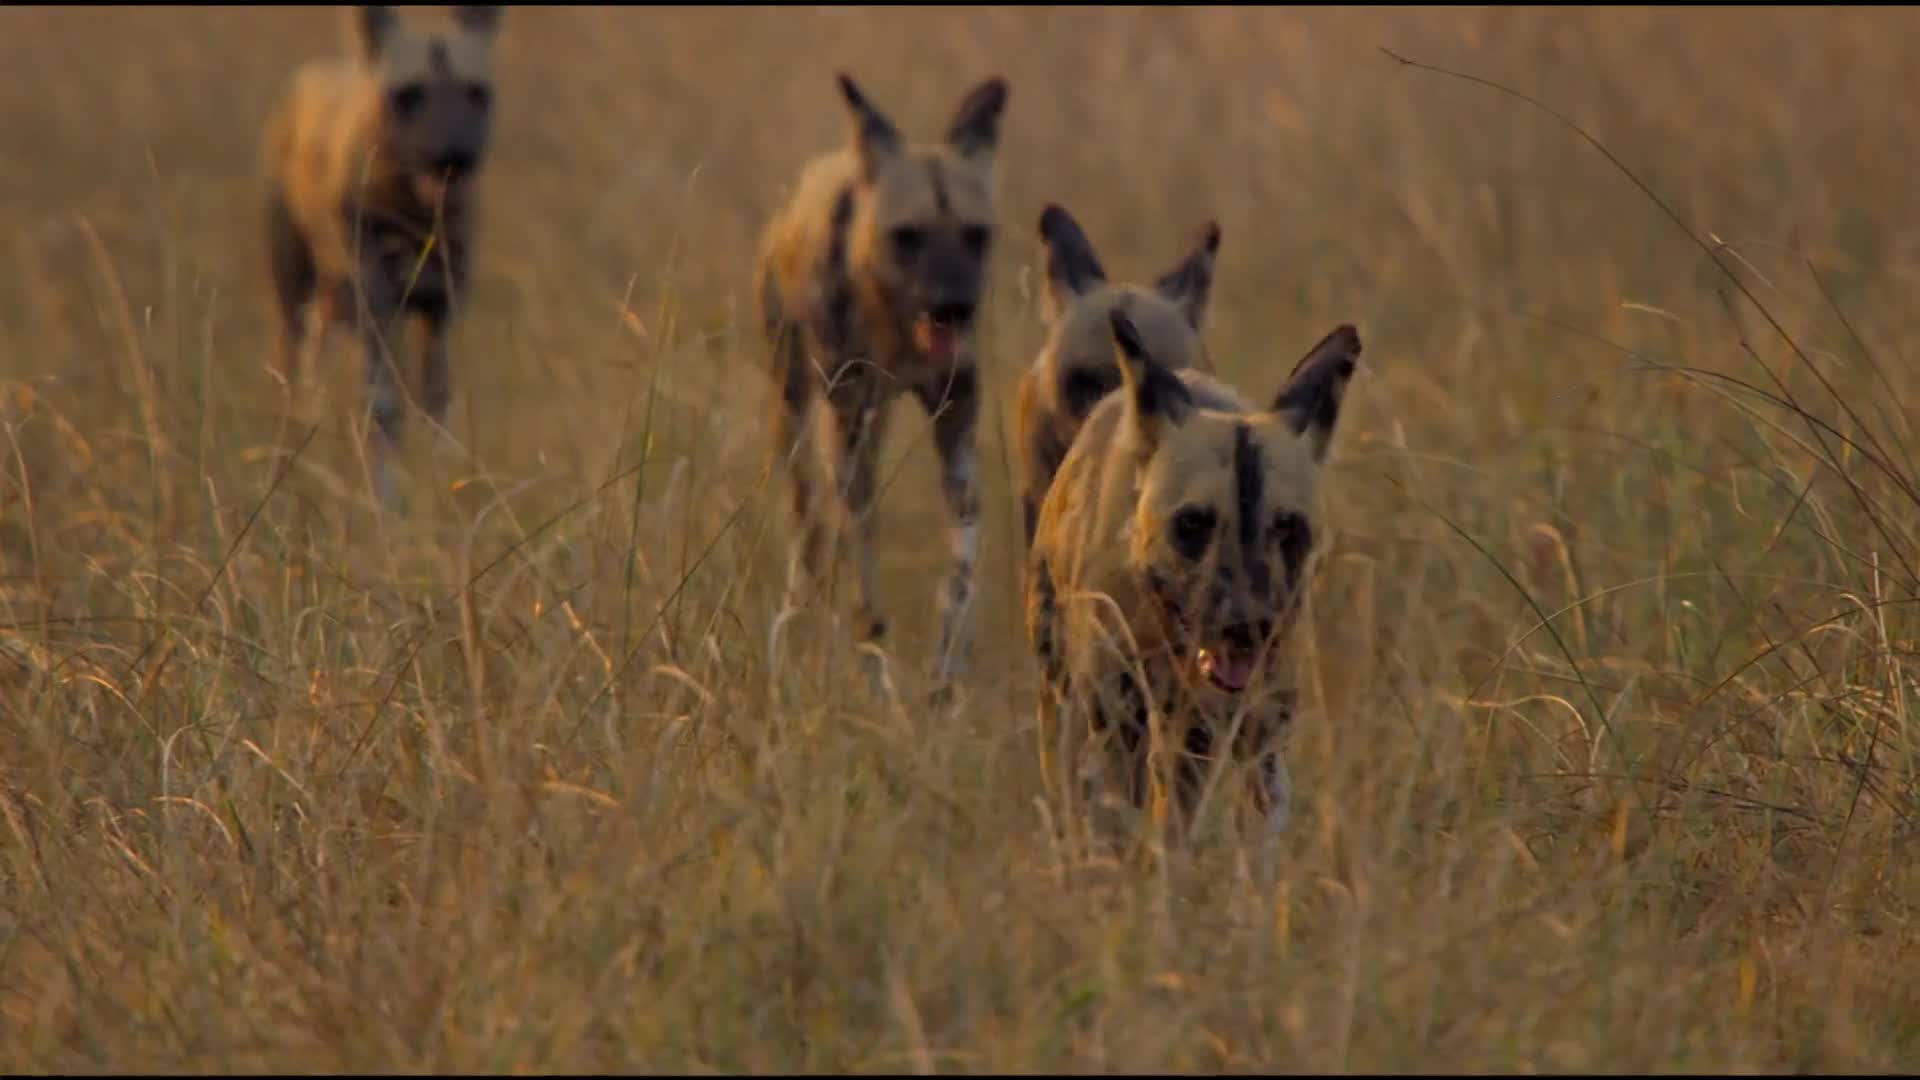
[[452, 5, 503, 36], [1273, 324, 1361, 462], [1111, 309, 1194, 453], [1038, 204, 1107, 322], [1153, 221, 1222, 331], [837, 72, 903, 183], [947, 76, 1009, 161], [356, 6, 400, 59]]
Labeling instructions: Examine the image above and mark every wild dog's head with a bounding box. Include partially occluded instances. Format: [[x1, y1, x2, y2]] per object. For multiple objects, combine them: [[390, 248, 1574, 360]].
[[1037, 202, 1220, 427], [1107, 311, 1360, 697], [836, 72, 1009, 362], [354, 5, 503, 210]]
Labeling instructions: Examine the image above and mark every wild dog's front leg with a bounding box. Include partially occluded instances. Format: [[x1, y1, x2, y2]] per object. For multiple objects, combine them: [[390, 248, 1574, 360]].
[[1245, 697, 1297, 883], [360, 315, 410, 508], [414, 312, 468, 463], [350, 240, 416, 508], [418, 313, 451, 429], [1072, 675, 1153, 851], [355, 271, 412, 509], [1027, 555, 1064, 794], [914, 363, 981, 696], [828, 383, 893, 696], [1240, 693, 1297, 839], [1257, 748, 1293, 837], [770, 324, 829, 616], [267, 187, 317, 389]]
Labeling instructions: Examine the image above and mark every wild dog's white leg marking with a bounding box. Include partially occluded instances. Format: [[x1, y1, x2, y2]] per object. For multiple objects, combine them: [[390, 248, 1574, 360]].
[[936, 450, 979, 683], [1263, 749, 1293, 838], [1251, 748, 1293, 886]]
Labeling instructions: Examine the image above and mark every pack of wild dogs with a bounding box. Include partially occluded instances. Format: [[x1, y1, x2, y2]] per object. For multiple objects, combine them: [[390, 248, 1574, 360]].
[[262, 6, 1365, 847]]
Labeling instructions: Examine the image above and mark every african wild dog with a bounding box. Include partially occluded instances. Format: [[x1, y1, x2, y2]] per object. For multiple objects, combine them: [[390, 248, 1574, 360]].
[[1013, 202, 1221, 550], [1025, 309, 1361, 846], [262, 5, 503, 505], [755, 72, 1009, 700]]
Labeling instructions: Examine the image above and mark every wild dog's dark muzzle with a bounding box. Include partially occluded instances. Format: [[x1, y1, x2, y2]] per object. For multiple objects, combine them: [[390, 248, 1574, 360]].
[[410, 145, 484, 209], [928, 300, 976, 329], [910, 240, 984, 359], [431, 149, 478, 177], [912, 298, 978, 361], [1149, 571, 1287, 696]]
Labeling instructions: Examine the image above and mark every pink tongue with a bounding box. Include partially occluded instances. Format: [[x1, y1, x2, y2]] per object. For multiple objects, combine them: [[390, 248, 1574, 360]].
[[1198, 648, 1254, 692], [412, 173, 450, 207], [916, 319, 958, 359]]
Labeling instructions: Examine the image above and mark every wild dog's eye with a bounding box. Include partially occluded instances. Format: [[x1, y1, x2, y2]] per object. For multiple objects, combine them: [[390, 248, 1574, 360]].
[[960, 224, 992, 257], [891, 226, 927, 263], [1270, 511, 1313, 561], [464, 82, 493, 109], [389, 83, 427, 118], [1170, 506, 1216, 561]]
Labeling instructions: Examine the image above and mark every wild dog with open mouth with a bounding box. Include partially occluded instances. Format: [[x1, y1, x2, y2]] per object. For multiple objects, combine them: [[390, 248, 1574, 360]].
[[755, 72, 1009, 699], [1014, 202, 1221, 550], [262, 5, 503, 505], [1025, 310, 1361, 843]]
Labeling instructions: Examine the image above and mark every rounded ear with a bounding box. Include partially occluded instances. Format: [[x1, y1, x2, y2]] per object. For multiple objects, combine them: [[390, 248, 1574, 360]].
[[452, 5, 503, 36], [355, 5, 399, 60], [1152, 222, 1222, 331], [1038, 204, 1108, 322], [1111, 309, 1194, 454], [946, 76, 1009, 161], [1272, 324, 1361, 462], [837, 72, 902, 182]]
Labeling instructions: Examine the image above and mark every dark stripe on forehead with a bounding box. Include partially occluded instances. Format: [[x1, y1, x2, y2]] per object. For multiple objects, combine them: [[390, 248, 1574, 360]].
[[428, 38, 451, 75], [927, 159, 951, 216], [1234, 423, 1262, 552]]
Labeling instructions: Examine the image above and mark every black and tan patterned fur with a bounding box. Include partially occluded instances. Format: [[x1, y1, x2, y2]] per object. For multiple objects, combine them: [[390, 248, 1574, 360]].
[[262, 5, 503, 505], [1026, 309, 1361, 845], [755, 72, 1009, 699], [1013, 202, 1221, 549]]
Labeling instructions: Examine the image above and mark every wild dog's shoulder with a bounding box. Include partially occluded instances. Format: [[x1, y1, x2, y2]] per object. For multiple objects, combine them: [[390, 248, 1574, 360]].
[[1023, 546, 1065, 683], [758, 150, 862, 268], [271, 58, 377, 133], [262, 59, 378, 177], [1015, 363, 1072, 542], [756, 150, 864, 348], [1026, 387, 1119, 578]]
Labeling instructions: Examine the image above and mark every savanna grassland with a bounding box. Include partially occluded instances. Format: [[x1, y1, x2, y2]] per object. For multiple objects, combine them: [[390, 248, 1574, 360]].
[[2, 5, 1917, 1072]]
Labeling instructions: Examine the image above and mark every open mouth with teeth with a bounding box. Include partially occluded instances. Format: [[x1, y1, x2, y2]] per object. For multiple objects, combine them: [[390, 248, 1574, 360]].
[[1195, 642, 1260, 694], [1148, 575, 1272, 695], [912, 302, 976, 361]]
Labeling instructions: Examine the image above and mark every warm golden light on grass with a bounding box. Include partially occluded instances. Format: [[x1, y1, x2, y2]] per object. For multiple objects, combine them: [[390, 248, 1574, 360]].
[[0, 5, 1915, 1072]]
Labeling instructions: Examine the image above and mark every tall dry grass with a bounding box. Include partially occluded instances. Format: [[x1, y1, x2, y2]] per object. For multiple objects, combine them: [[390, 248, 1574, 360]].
[[1, 6, 1916, 1071]]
